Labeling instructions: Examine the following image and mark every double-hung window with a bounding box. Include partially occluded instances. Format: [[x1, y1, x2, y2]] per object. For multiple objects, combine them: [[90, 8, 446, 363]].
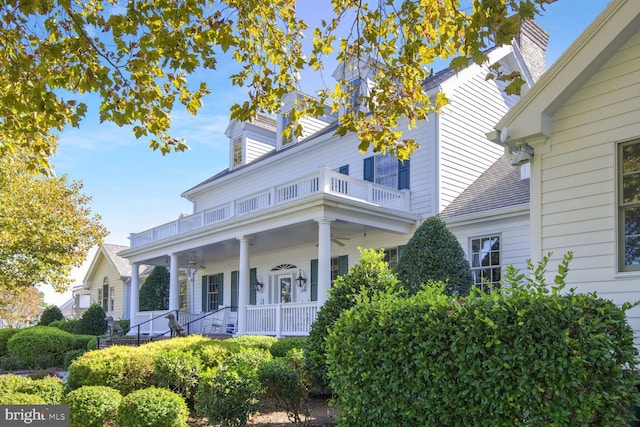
[[619, 139, 640, 272], [470, 236, 501, 292], [102, 278, 110, 312], [363, 155, 410, 190], [232, 137, 243, 167]]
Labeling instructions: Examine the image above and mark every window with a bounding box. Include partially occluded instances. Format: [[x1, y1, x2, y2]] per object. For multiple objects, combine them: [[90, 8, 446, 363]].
[[232, 137, 242, 167], [364, 156, 410, 190], [102, 278, 109, 312], [179, 279, 187, 311], [281, 114, 292, 145], [330, 256, 348, 282], [619, 139, 640, 272], [382, 248, 399, 269], [470, 236, 501, 292], [207, 274, 221, 311], [109, 287, 114, 312], [347, 77, 361, 112]]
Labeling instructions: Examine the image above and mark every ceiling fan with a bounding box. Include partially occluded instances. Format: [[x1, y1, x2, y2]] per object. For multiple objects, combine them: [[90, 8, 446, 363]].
[[187, 255, 205, 269], [316, 235, 351, 247]]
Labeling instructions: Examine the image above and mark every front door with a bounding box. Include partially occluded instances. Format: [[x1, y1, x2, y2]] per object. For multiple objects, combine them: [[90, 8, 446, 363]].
[[278, 274, 292, 303]]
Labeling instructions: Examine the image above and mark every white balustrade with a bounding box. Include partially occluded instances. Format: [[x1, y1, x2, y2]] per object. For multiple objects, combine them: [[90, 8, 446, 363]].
[[245, 303, 318, 336]]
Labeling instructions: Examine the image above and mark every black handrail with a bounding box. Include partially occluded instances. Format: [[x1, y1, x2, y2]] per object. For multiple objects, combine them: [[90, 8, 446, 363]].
[[126, 309, 180, 345]]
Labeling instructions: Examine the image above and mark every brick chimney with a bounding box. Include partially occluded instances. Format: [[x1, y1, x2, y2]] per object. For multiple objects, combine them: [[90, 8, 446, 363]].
[[514, 20, 549, 82]]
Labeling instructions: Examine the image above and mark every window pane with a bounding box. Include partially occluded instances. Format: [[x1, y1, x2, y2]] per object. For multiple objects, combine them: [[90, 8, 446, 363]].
[[623, 173, 640, 204], [376, 155, 398, 188], [624, 206, 640, 267]]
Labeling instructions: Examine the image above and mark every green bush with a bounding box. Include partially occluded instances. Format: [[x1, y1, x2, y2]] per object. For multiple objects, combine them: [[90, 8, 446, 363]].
[[194, 341, 232, 369], [117, 319, 130, 334], [153, 350, 201, 407], [39, 305, 64, 325], [7, 326, 75, 368], [116, 387, 188, 427], [64, 386, 122, 427], [0, 373, 32, 392], [0, 328, 20, 357], [87, 336, 98, 350], [0, 355, 21, 371], [222, 335, 278, 353], [73, 303, 107, 335], [49, 318, 78, 333], [64, 349, 87, 368], [17, 376, 66, 404], [395, 215, 473, 296], [305, 248, 402, 391], [327, 254, 640, 426], [72, 334, 96, 350], [195, 366, 263, 427], [139, 266, 170, 311], [258, 358, 309, 424], [270, 337, 306, 358], [66, 346, 155, 395], [0, 392, 46, 404]]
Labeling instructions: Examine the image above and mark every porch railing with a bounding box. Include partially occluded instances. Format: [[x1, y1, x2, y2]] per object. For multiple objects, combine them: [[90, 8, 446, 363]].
[[245, 302, 318, 337], [130, 166, 409, 247]]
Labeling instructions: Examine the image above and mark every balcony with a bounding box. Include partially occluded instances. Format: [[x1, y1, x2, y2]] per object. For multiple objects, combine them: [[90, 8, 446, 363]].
[[129, 166, 410, 247]]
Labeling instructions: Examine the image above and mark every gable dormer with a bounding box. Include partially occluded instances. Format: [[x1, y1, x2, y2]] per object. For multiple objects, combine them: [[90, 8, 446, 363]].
[[276, 91, 336, 150], [331, 55, 377, 116], [225, 114, 277, 169]]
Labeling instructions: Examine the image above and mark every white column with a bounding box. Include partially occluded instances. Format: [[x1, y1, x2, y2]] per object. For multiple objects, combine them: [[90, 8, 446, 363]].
[[129, 263, 140, 322], [237, 236, 250, 335], [169, 254, 180, 312], [316, 218, 332, 306]]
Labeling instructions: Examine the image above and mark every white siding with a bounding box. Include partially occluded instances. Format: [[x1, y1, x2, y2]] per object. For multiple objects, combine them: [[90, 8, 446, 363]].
[[538, 29, 640, 334], [438, 62, 521, 212]]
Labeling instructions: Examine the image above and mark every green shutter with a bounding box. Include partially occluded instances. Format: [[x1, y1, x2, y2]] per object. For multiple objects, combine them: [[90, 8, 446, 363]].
[[310, 259, 318, 301], [231, 271, 238, 312], [363, 156, 374, 182], [250, 268, 257, 305], [201, 276, 208, 312], [398, 159, 410, 189], [217, 273, 224, 308], [338, 255, 349, 276]]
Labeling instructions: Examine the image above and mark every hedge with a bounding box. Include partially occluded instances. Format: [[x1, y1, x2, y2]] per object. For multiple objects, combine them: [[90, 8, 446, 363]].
[[327, 256, 639, 426], [7, 326, 75, 368]]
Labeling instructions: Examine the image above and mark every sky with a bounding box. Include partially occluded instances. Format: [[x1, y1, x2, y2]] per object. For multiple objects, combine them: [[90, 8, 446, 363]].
[[41, 0, 611, 305]]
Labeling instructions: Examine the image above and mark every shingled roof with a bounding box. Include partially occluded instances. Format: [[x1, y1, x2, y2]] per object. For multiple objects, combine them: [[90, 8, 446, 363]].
[[440, 156, 530, 219]]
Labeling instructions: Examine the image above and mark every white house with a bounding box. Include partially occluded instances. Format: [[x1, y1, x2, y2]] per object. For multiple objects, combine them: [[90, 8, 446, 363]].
[[119, 22, 548, 337], [488, 0, 640, 342]]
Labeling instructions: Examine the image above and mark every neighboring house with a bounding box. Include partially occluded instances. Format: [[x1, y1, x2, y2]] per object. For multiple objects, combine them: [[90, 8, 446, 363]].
[[58, 297, 75, 319], [76, 244, 143, 320], [119, 22, 548, 336], [488, 0, 640, 342]]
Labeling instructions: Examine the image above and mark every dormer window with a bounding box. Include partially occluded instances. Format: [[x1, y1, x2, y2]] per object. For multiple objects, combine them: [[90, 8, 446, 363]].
[[281, 114, 292, 146], [233, 137, 243, 167], [348, 77, 361, 113]]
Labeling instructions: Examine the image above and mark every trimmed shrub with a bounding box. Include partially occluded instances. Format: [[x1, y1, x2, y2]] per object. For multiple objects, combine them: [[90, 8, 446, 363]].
[[139, 266, 170, 311], [64, 349, 87, 368], [0, 328, 20, 357], [17, 376, 65, 404], [7, 326, 75, 368], [39, 305, 64, 325], [87, 336, 98, 350], [195, 366, 263, 427], [73, 303, 107, 335], [395, 215, 473, 296], [305, 248, 402, 390], [64, 386, 122, 427], [116, 387, 188, 427], [49, 318, 78, 333], [270, 337, 306, 358], [67, 346, 155, 395], [0, 355, 21, 371], [0, 392, 46, 405], [258, 358, 309, 424], [153, 350, 201, 407], [223, 335, 278, 353], [117, 319, 130, 334], [72, 334, 95, 350], [0, 373, 32, 392], [194, 341, 232, 369], [327, 254, 639, 426]]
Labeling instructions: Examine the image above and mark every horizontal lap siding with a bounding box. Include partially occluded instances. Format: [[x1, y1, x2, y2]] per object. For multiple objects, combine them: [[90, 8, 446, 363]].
[[439, 69, 518, 212], [539, 30, 640, 298]]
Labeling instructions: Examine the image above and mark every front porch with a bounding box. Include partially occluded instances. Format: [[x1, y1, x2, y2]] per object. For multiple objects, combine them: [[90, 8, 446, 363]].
[[129, 302, 318, 337]]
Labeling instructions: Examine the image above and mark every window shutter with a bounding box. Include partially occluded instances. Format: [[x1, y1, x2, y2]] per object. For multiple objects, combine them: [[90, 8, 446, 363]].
[[363, 156, 374, 182], [398, 159, 410, 189], [250, 268, 257, 305], [201, 276, 208, 312], [231, 271, 238, 312], [398, 245, 407, 261], [338, 255, 349, 276], [310, 259, 318, 301], [217, 273, 224, 308], [339, 164, 349, 175]]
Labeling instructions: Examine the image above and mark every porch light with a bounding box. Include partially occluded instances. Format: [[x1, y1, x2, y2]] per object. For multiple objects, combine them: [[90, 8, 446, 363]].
[[296, 270, 307, 289], [255, 277, 264, 292]]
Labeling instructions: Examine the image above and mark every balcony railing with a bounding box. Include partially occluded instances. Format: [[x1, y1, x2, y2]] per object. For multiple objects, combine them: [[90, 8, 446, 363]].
[[130, 166, 410, 247]]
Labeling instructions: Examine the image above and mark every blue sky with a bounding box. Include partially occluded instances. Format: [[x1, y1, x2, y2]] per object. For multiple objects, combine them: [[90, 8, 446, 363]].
[[42, 0, 610, 305]]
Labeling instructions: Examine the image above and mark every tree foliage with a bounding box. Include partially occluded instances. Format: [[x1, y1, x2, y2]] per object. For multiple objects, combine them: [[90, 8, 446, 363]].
[[0, 286, 42, 327], [38, 305, 64, 326], [1, 0, 555, 171], [139, 266, 170, 311], [73, 303, 107, 336], [0, 153, 107, 291], [395, 216, 473, 296]]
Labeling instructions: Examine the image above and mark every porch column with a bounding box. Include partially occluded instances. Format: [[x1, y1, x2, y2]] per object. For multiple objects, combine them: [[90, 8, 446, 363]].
[[316, 217, 333, 306], [169, 253, 180, 312], [129, 263, 140, 322], [237, 236, 250, 335]]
